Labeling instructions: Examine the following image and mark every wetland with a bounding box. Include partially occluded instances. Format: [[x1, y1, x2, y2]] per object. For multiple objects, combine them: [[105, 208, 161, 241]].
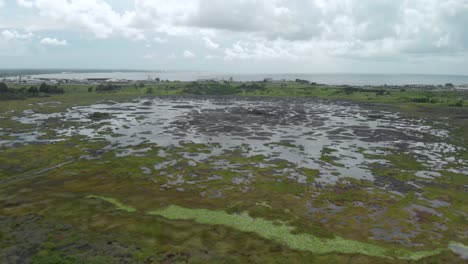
[[0, 81, 467, 263]]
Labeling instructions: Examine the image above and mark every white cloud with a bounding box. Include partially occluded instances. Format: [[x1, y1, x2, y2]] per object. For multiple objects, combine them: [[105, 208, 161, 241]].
[[224, 39, 297, 60], [0, 0, 4, 8], [154, 37, 167, 43], [40, 37, 67, 46], [203, 37, 219, 49], [13, 0, 468, 60], [16, 0, 35, 8], [183, 50, 196, 58], [1, 29, 33, 41], [0, 29, 34, 56], [132, 0, 198, 36], [17, 0, 144, 39]]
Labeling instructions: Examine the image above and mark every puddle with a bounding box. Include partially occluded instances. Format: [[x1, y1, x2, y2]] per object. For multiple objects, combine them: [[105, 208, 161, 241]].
[[449, 242, 468, 260]]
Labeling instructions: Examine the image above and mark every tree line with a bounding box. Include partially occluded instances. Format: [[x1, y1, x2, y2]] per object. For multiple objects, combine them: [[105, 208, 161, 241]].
[[0, 82, 64, 100]]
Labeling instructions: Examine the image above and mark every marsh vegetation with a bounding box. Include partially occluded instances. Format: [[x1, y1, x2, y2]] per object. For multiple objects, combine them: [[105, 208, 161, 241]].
[[0, 81, 467, 263]]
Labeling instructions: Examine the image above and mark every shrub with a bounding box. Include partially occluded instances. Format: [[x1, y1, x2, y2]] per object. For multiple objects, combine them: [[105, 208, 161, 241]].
[[410, 97, 429, 103], [39, 83, 64, 94], [28, 86, 39, 94], [96, 84, 121, 92], [0, 82, 8, 93], [449, 100, 463, 107]]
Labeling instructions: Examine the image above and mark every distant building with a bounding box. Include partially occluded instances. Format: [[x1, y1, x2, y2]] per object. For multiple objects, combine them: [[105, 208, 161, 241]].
[[86, 78, 111, 82], [455, 84, 468, 91], [24, 79, 42, 85]]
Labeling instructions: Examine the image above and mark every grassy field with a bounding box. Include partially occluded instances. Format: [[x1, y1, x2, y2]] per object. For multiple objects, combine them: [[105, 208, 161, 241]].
[[0, 82, 467, 263]]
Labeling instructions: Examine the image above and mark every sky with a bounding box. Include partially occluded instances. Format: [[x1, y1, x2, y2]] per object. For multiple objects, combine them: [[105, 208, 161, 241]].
[[0, 0, 468, 74]]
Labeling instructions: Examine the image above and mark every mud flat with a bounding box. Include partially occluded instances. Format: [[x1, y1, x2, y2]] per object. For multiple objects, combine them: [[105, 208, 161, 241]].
[[0, 95, 467, 263]]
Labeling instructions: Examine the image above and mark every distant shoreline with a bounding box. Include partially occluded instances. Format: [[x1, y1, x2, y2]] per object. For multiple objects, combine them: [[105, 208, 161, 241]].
[[3, 71, 467, 87], [2, 69, 468, 86]]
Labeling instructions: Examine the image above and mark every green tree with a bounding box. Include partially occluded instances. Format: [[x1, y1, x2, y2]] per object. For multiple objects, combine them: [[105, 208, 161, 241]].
[[39, 82, 49, 93], [0, 82, 8, 93], [28, 86, 39, 94]]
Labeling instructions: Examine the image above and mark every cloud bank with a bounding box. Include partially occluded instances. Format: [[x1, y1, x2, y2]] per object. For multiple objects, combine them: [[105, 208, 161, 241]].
[[13, 0, 468, 60], [0, 0, 466, 73]]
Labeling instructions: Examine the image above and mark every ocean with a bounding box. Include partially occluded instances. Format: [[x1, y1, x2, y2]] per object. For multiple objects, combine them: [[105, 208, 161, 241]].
[[27, 72, 468, 86]]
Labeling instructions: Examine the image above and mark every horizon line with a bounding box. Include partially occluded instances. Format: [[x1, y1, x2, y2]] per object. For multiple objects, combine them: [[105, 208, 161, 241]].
[[1, 68, 468, 77]]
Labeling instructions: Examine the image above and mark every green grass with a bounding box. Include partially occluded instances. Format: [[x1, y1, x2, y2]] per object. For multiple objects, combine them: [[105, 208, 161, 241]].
[[0, 137, 108, 180], [148, 205, 444, 260], [319, 146, 344, 167], [32, 253, 111, 264], [3, 81, 467, 111], [264, 141, 304, 150], [86, 195, 136, 213], [320, 155, 344, 167], [385, 153, 426, 171]]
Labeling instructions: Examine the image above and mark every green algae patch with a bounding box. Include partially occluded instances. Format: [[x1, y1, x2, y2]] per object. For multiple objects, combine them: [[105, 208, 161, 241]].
[[86, 195, 136, 213], [148, 205, 444, 260]]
